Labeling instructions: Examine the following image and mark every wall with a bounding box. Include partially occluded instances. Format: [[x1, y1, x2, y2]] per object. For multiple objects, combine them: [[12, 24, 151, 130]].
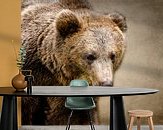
[[0, 0, 163, 125]]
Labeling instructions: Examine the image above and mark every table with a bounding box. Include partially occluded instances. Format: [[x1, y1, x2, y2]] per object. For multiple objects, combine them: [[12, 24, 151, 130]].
[[0, 86, 159, 130]]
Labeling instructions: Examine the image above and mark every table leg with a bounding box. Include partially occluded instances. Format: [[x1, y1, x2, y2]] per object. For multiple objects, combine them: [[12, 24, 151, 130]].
[[0, 96, 18, 130], [110, 96, 127, 130]]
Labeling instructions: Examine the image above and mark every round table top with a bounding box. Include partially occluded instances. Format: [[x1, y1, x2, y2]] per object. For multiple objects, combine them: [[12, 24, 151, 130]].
[[0, 86, 159, 97]]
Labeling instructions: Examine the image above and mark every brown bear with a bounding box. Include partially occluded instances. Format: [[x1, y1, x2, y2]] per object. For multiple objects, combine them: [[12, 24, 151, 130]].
[[21, 0, 127, 125]]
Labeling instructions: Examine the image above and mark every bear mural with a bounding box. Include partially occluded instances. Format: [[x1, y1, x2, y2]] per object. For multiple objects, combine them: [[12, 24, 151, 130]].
[[21, 0, 127, 125]]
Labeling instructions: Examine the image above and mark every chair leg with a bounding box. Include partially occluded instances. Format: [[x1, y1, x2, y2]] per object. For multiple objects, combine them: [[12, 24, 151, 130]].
[[87, 110, 96, 130], [65, 110, 73, 130], [147, 117, 154, 130], [128, 116, 134, 130], [137, 117, 141, 130]]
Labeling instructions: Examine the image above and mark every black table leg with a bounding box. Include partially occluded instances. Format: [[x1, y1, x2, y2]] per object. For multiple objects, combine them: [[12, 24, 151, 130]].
[[0, 96, 18, 130], [110, 96, 127, 130]]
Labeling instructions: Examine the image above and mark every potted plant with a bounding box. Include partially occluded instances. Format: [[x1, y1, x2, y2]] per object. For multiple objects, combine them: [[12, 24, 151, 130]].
[[11, 43, 28, 91]]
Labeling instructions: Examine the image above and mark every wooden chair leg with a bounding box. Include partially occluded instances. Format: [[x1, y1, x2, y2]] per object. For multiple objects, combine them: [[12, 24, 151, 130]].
[[148, 117, 154, 130], [137, 117, 141, 130], [128, 116, 134, 130]]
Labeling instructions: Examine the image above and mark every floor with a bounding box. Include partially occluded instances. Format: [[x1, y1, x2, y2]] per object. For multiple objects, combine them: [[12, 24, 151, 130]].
[[19, 125, 163, 130]]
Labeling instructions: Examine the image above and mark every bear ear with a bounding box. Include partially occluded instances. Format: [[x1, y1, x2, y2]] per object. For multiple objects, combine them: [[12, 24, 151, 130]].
[[56, 9, 82, 38], [108, 12, 127, 32]]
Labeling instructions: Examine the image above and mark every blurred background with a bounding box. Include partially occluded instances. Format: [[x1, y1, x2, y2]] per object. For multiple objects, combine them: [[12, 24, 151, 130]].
[[0, 0, 163, 125]]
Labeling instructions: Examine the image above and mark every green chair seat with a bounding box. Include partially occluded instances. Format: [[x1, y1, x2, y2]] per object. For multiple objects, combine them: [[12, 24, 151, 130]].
[[65, 97, 96, 110]]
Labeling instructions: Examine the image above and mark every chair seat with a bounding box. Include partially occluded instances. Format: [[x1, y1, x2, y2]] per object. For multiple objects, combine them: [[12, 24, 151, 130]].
[[65, 97, 96, 110], [128, 110, 153, 117]]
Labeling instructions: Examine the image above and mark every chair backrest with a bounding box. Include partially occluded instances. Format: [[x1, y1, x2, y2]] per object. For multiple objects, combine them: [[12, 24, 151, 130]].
[[69, 79, 89, 87]]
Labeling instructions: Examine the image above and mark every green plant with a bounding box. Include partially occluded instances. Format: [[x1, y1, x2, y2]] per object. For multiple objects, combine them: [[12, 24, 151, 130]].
[[11, 40, 27, 70], [16, 45, 26, 70]]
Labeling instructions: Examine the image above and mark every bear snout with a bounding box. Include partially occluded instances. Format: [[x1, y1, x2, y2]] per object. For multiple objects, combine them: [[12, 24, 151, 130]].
[[99, 80, 113, 87]]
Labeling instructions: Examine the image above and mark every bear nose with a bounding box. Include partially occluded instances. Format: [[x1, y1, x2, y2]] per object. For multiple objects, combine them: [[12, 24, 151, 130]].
[[100, 81, 113, 87]]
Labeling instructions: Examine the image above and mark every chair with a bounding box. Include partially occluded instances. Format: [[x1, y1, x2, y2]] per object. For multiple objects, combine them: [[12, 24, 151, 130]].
[[65, 79, 96, 130], [128, 110, 154, 130]]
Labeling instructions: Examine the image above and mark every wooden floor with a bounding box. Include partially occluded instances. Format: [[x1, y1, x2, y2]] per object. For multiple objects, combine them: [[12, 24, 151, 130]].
[[19, 125, 163, 130]]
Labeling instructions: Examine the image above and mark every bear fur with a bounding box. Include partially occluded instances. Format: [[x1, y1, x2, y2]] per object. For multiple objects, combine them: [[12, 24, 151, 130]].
[[21, 0, 127, 125]]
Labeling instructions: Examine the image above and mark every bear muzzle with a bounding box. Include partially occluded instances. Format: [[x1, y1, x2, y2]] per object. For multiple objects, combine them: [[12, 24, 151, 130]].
[[99, 80, 113, 87]]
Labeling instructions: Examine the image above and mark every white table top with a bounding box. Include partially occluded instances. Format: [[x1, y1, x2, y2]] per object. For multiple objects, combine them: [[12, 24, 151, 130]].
[[0, 86, 159, 97]]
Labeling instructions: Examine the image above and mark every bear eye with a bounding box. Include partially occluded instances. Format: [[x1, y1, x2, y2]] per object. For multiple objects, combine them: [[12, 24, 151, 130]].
[[110, 52, 116, 63], [84, 53, 97, 64]]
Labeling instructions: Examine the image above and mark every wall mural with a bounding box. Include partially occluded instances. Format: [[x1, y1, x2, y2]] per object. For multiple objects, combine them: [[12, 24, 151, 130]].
[[21, 0, 127, 125]]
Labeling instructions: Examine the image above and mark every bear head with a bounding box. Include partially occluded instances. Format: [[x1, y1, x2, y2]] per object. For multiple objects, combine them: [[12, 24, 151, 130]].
[[37, 9, 127, 86]]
